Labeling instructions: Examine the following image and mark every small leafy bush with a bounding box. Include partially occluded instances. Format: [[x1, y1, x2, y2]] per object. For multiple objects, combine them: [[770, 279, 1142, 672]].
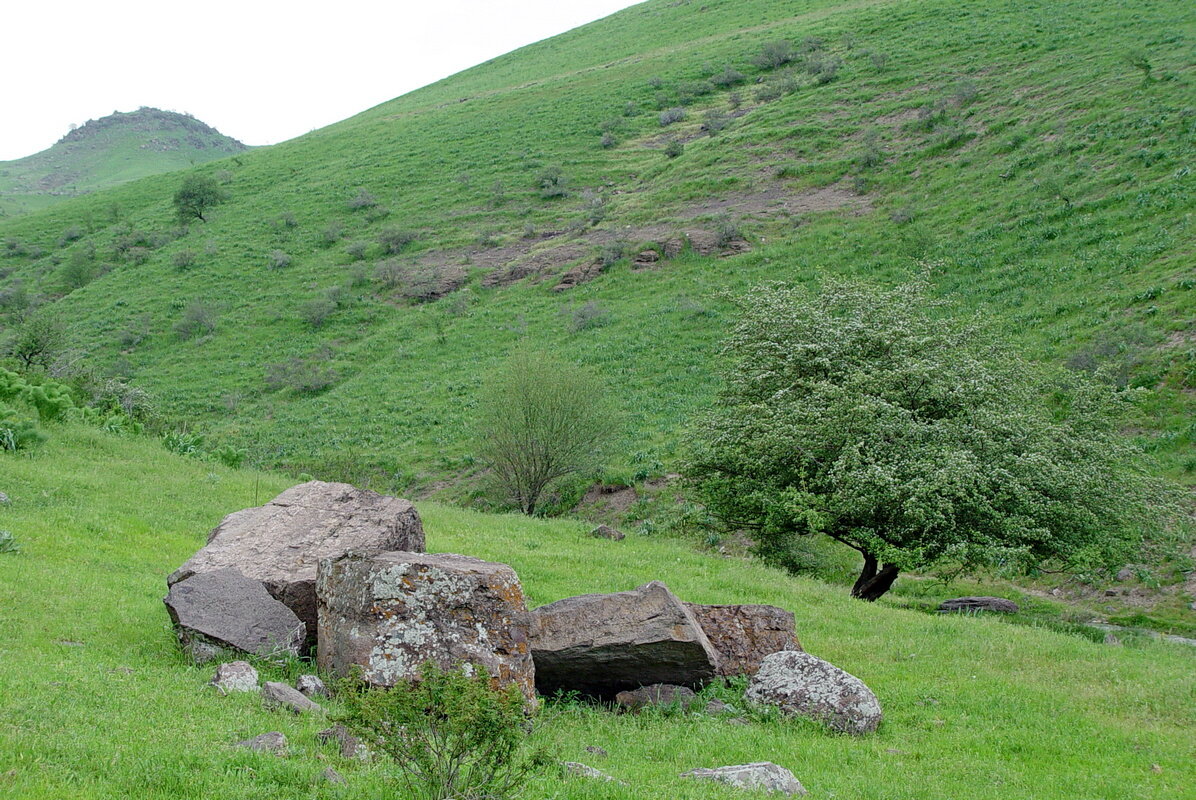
[[0, 405, 44, 452], [172, 249, 198, 271], [174, 301, 217, 340], [711, 65, 746, 87], [659, 107, 686, 126], [536, 167, 569, 199], [264, 347, 338, 394], [162, 430, 203, 457], [267, 249, 292, 270], [346, 241, 368, 261], [702, 110, 731, 135], [379, 227, 419, 254], [300, 297, 337, 329], [321, 221, 344, 245], [753, 39, 795, 70], [347, 187, 378, 210], [337, 661, 550, 800], [566, 300, 612, 333], [664, 139, 685, 158], [714, 214, 742, 247]]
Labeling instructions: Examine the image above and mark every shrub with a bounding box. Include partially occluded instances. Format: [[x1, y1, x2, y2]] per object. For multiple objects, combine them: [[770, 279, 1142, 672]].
[[856, 129, 884, 169], [174, 301, 216, 340], [714, 213, 742, 247], [659, 107, 686, 126], [59, 248, 96, 290], [347, 187, 378, 210], [58, 225, 84, 246], [264, 347, 338, 394], [125, 246, 151, 265], [809, 58, 841, 84], [277, 211, 298, 229], [337, 662, 550, 800], [677, 80, 715, 104], [346, 241, 368, 261], [566, 300, 611, 332], [622, 101, 638, 116], [869, 50, 890, 71], [753, 39, 795, 70], [600, 131, 617, 149], [321, 221, 344, 245], [379, 227, 419, 254], [598, 240, 628, 267], [0, 530, 18, 554], [580, 189, 606, 226], [300, 297, 337, 329], [711, 65, 747, 87], [702, 109, 731, 135], [536, 167, 569, 199], [162, 430, 203, 457], [489, 180, 507, 208], [8, 311, 66, 369], [728, 91, 743, 109], [212, 444, 247, 469], [953, 79, 979, 106], [664, 139, 685, 158], [374, 258, 405, 289], [267, 249, 292, 270], [0, 406, 45, 452], [172, 249, 198, 271]]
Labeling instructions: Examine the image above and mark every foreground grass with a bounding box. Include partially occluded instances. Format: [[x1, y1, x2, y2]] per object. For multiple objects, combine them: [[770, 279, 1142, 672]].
[[0, 425, 1193, 799]]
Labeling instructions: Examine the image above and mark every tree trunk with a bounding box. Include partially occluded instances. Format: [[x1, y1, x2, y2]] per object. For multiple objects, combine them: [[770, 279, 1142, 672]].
[[850, 554, 900, 601]]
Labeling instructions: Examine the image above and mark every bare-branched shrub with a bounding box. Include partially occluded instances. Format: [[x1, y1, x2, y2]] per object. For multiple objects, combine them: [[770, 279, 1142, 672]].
[[702, 109, 731, 135], [174, 301, 216, 340], [711, 65, 747, 87], [714, 213, 743, 247], [264, 346, 338, 394], [172, 249, 198, 271], [659, 107, 687, 126], [267, 249, 292, 270], [536, 167, 569, 199], [580, 189, 606, 226], [300, 296, 337, 329], [566, 300, 612, 333], [869, 50, 890, 71], [379, 227, 419, 254], [600, 131, 617, 149], [346, 241, 368, 261], [347, 187, 378, 210], [753, 39, 795, 70], [321, 221, 344, 245]]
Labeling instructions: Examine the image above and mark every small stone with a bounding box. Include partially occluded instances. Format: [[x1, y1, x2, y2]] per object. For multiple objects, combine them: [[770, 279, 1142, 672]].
[[1116, 567, 1135, 582], [318, 724, 371, 760], [295, 674, 328, 698], [262, 681, 323, 713], [584, 745, 609, 757], [562, 762, 621, 783], [615, 683, 699, 712], [1104, 589, 1119, 597], [726, 716, 750, 725], [235, 731, 287, 754], [210, 661, 259, 693], [938, 597, 1018, 614], [590, 524, 626, 540], [682, 762, 806, 796], [320, 767, 346, 785]]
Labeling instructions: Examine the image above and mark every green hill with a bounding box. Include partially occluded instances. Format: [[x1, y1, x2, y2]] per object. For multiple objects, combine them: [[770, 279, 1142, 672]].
[[0, 423, 1192, 799], [0, 0, 1191, 491], [0, 107, 246, 216]]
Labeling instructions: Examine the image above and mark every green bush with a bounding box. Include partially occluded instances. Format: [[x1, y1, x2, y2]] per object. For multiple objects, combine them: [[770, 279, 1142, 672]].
[[0, 530, 18, 554], [0, 404, 45, 452], [337, 661, 551, 800]]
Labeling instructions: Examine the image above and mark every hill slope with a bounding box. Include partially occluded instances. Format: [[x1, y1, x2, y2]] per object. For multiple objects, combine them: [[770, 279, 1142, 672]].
[[0, 0, 1191, 494], [0, 424, 1192, 799], [0, 107, 246, 216]]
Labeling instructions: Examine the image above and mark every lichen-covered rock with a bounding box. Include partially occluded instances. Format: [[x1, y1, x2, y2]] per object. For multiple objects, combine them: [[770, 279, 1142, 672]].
[[684, 603, 800, 677], [938, 596, 1019, 614], [168, 481, 424, 648], [615, 683, 699, 712], [316, 551, 535, 703], [746, 651, 881, 735], [234, 731, 287, 754], [529, 581, 718, 698], [295, 674, 328, 698], [682, 762, 806, 796], [210, 661, 259, 693], [562, 762, 623, 783], [165, 568, 305, 662], [262, 681, 324, 714]]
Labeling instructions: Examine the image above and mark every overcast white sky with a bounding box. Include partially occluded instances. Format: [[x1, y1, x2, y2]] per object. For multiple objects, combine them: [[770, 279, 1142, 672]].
[[1, 0, 642, 161]]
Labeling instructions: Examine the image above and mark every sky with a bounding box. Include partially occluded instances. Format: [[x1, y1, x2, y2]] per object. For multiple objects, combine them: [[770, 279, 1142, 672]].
[[0, 0, 643, 161]]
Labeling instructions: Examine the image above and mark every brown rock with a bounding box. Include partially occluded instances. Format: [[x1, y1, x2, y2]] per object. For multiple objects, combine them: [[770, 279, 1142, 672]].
[[165, 569, 305, 663], [168, 481, 424, 648], [316, 552, 535, 704], [684, 603, 800, 677], [529, 581, 718, 698], [615, 683, 699, 712], [590, 525, 626, 541]]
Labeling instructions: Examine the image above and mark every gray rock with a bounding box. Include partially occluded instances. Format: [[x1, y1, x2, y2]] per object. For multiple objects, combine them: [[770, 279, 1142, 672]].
[[210, 661, 259, 693], [295, 674, 328, 698], [165, 569, 305, 662], [585, 745, 609, 757], [317, 552, 536, 704], [684, 603, 800, 677], [0, 492, 10, 504], [234, 731, 287, 754], [746, 651, 882, 735], [705, 698, 733, 714], [1116, 567, 1135, 582], [318, 724, 371, 760], [562, 762, 621, 783], [262, 681, 324, 713], [184, 638, 229, 665], [938, 596, 1019, 614], [682, 762, 806, 796], [590, 525, 626, 540], [530, 581, 718, 698], [615, 683, 699, 712], [168, 481, 424, 648], [320, 767, 346, 785]]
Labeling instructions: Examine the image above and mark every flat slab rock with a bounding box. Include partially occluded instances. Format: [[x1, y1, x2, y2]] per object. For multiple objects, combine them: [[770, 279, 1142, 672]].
[[235, 732, 287, 754], [165, 568, 304, 662], [168, 481, 424, 648], [317, 551, 535, 703], [746, 651, 882, 735], [939, 596, 1019, 614], [210, 661, 260, 693], [262, 681, 324, 714], [685, 603, 800, 677], [529, 580, 718, 698], [683, 762, 807, 796]]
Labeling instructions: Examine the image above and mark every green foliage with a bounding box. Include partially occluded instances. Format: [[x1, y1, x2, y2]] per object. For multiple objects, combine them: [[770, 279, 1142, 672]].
[[0, 530, 18, 554], [171, 174, 228, 224], [337, 661, 551, 800], [535, 166, 569, 199], [161, 430, 203, 457], [476, 347, 615, 514], [6, 311, 66, 370], [23, 382, 74, 422], [0, 404, 45, 452], [685, 280, 1181, 600]]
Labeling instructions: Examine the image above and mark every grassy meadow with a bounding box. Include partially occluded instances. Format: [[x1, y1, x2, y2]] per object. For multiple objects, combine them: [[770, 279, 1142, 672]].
[[0, 425, 1193, 799]]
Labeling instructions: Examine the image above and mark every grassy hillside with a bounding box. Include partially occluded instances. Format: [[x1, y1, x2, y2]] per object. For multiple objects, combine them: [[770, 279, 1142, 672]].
[[0, 108, 246, 217], [0, 424, 1193, 799], [0, 0, 1191, 494]]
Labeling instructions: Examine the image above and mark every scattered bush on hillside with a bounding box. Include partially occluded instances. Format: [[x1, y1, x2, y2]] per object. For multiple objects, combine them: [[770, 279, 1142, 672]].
[[664, 139, 685, 158], [653, 92, 672, 110], [599, 239, 628, 268], [565, 300, 612, 333], [365, 205, 392, 223], [714, 214, 742, 247], [0, 282, 28, 312], [476, 346, 615, 515], [702, 109, 731, 136], [684, 279, 1182, 601], [267, 249, 292, 270], [868, 50, 890, 71], [0, 406, 45, 453], [374, 258, 406, 289], [162, 430, 204, 457], [264, 346, 338, 394], [337, 662, 551, 800], [172, 174, 228, 224], [1124, 49, 1154, 83], [753, 39, 795, 70], [300, 296, 337, 330], [378, 227, 419, 254], [4, 238, 28, 258], [59, 246, 97, 291], [580, 189, 606, 226], [347, 187, 378, 210], [321, 221, 344, 245], [622, 101, 638, 117], [171, 249, 198, 271], [647, 75, 664, 89], [808, 57, 841, 84], [174, 301, 217, 340], [345, 241, 368, 261], [600, 131, 617, 149], [214, 169, 233, 185], [536, 167, 570, 199], [711, 65, 747, 87], [7, 311, 66, 370], [677, 80, 715, 105], [856, 129, 884, 169], [953, 80, 979, 106], [728, 91, 743, 109], [275, 211, 299, 230], [58, 225, 84, 247], [659, 107, 686, 126], [489, 180, 507, 208]]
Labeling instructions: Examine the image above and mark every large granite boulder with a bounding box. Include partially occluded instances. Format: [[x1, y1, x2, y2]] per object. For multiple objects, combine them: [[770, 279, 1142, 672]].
[[684, 603, 800, 677], [682, 762, 807, 796], [168, 481, 424, 647], [529, 581, 718, 698], [316, 552, 535, 704], [938, 596, 1019, 614], [164, 568, 304, 662], [745, 651, 882, 735]]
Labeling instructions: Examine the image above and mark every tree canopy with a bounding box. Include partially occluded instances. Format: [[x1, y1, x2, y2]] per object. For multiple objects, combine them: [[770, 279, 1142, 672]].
[[684, 280, 1177, 600], [172, 174, 227, 224]]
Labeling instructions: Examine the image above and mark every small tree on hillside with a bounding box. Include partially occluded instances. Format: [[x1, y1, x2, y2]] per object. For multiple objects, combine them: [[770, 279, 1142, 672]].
[[684, 280, 1178, 601], [7, 310, 66, 370], [477, 347, 615, 515], [172, 174, 228, 224]]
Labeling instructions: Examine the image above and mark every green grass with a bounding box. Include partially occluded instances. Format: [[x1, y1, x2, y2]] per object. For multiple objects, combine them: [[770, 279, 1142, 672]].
[[0, 424, 1193, 799]]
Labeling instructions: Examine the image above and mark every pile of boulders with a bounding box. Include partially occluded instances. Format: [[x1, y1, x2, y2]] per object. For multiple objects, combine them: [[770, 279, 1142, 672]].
[[165, 480, 882, 755]]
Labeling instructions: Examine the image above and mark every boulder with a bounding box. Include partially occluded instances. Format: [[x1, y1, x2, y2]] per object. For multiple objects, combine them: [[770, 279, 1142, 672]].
[[318, 724, 371, 760], [234, 732, 287, 754], [529, 580, 718, 698], [168, 481, 424, 648], [165, 568, 305, 662], [615, 683, 699, 712], [590, 524, 626, 541], [938, 596, 1019, 614], [745, 651, 882, 735], [562, 762, 622, 783], [210, 661, 259, 694], [316, 552, 535, 703], [684, 603, 800, 677], [682, 762, 806, 796], [295, 674, 328, 698], [262, 681, 324, 714]]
